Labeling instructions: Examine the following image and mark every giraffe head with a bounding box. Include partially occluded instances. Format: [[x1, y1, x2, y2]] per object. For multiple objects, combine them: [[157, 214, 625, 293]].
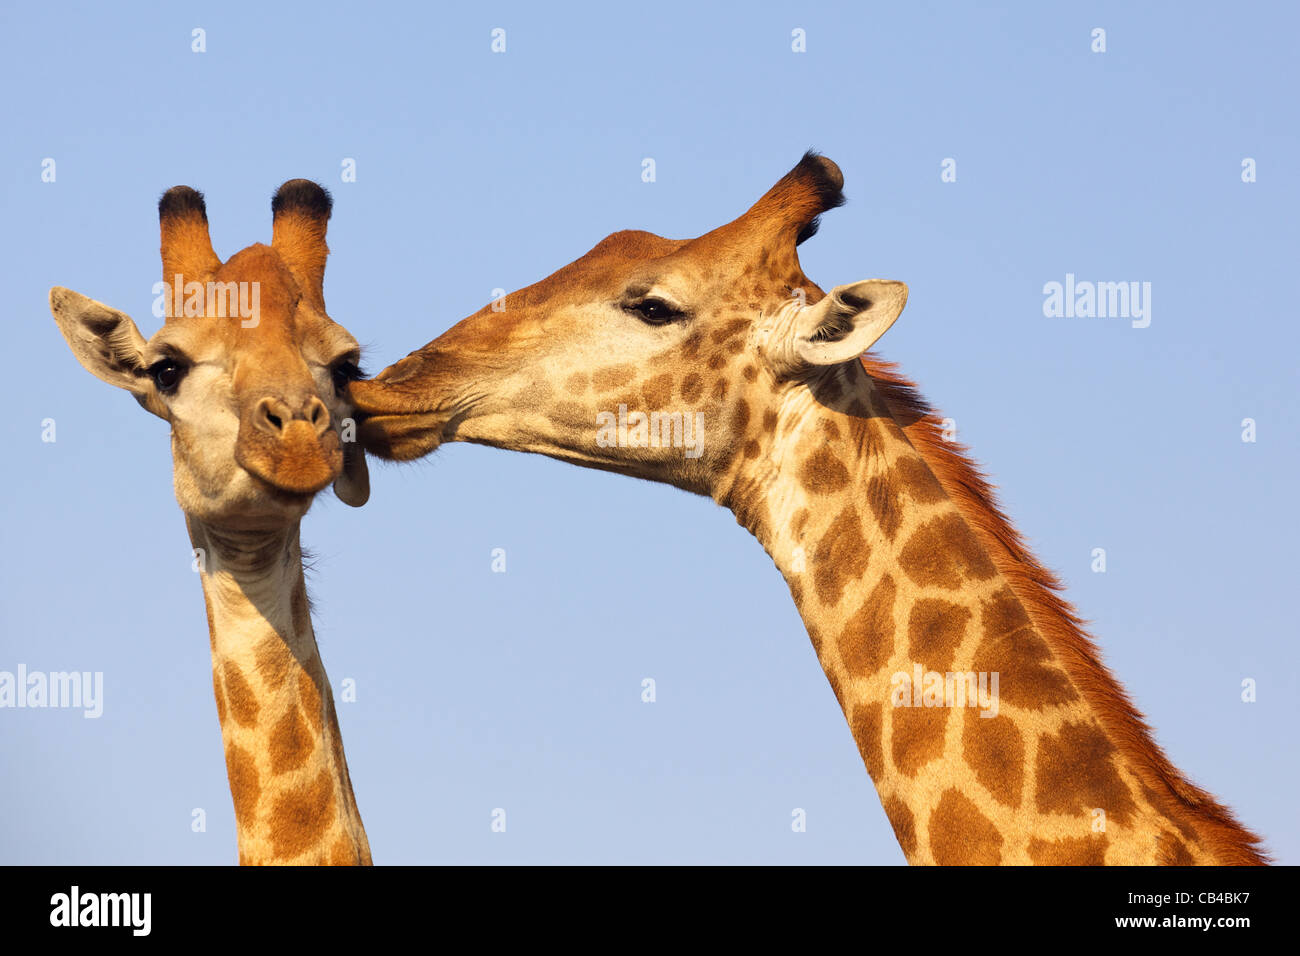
[[351, 152, 906, 493], [51, 181, 370, 527]]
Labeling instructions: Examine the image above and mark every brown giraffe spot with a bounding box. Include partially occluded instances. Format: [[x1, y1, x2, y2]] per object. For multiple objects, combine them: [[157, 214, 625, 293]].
[[641, 372, 673, 408], [762, 409, 778, 432], [212, 667, 227, 724], [680, 373, 703, 403], [1138, 780, 1200, 843], [866, 472, 904, 541], [224, 743, 260, 825], [896, 456, 947, 503], [550, 401, 589, 423], [732, 400, 750, 431], [1158, 832, 1197, 866], [929, 789, 1003, 865], [298, 670, 323, 734], [707, 352, 726, 370], [788, 577, 805, 610], [838, 574, 896, 676], [971, 590, 1078, 709], [799, 445, 850, 494], [866, 417, 893, 444], [564, 371, 588, 395], [850, 702, 884, 779], [891, 704, 949, 777], [811, 506, 869, 607], [818, 418, 841, 441], [681, 331, 703, 358], [711, 379, 728, 400], [269, 706, 313, 775], [255, 637, 294, 691], [710, 318, 749, 344], [1028, 834, 1108, 865], [743, 439, 761, 460], [592, 364, 635, 392], [980, 585, 1030, 635], [882, 795, 917, 857], [907, 598, 971, 672], [222, 661, 259, 727], [897, 513, 996, 588], [742, 364, 757, 383], [267, 768, 336, 859], [962, 709, 1024, 808], [1035, 721, 1137, 824]]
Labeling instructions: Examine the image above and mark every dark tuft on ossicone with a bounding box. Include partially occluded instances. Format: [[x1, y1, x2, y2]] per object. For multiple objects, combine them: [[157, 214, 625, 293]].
[[158, 186, 208, 222], [794, 150, 846, 245], [797, 150, 846, 212], [272, 179, 333, 221], [797, 216, 822, 246]]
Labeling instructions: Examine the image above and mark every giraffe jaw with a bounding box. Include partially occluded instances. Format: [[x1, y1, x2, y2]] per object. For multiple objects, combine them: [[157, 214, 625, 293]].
[[355, 411, 450, 461]]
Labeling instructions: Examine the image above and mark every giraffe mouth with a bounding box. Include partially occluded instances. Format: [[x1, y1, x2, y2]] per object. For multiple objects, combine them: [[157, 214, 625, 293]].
[[355, 411, 449, 462], [236, 420, 343, 497]]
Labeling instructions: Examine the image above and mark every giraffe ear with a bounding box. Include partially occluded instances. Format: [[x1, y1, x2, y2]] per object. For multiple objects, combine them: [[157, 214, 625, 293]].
[[792, 280, 907, 368], [49, 287, 168, 419]]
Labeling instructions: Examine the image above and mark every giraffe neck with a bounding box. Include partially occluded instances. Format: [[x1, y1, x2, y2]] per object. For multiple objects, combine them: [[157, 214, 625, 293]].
[[187, 518, 371, 865], [715, 359, 1261, 865]]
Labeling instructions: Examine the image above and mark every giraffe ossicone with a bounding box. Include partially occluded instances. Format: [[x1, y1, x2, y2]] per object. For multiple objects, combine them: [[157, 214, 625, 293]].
[[352, 152, 1267, 865], [51, 181, 372, 865]]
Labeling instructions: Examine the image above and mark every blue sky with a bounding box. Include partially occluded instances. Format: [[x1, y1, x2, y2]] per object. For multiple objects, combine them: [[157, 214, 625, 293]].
[[1, 0, 1295, 864]]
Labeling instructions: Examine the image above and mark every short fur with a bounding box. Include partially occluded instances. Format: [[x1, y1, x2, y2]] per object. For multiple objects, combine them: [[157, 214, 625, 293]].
[[865, 356, 1270, 864]]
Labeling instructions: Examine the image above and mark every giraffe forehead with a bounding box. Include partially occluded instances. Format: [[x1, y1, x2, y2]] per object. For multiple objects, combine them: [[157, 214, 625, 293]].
[[149, 258, 354, 372], [515, 227, 813, 310]]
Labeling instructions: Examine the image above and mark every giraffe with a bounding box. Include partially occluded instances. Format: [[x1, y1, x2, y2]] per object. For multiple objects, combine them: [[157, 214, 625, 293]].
[[349, 153, 1267, 865], [49, 181, 372, 865]]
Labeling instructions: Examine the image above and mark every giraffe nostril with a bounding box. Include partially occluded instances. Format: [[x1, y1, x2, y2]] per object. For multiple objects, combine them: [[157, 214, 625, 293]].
[[253, 398, 290, 435], [302, 396, 331, 438], [253, 397, 314, 437]]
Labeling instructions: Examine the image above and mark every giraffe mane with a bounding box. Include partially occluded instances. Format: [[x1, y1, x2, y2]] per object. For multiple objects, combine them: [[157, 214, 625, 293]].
[[861, 354, 1271, 865]]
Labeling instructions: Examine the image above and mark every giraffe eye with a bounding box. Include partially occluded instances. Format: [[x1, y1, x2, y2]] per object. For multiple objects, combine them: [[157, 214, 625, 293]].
[[628, 297, 685, 325], [330, 360, 364, 395], [149, 359, 185, 393]]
